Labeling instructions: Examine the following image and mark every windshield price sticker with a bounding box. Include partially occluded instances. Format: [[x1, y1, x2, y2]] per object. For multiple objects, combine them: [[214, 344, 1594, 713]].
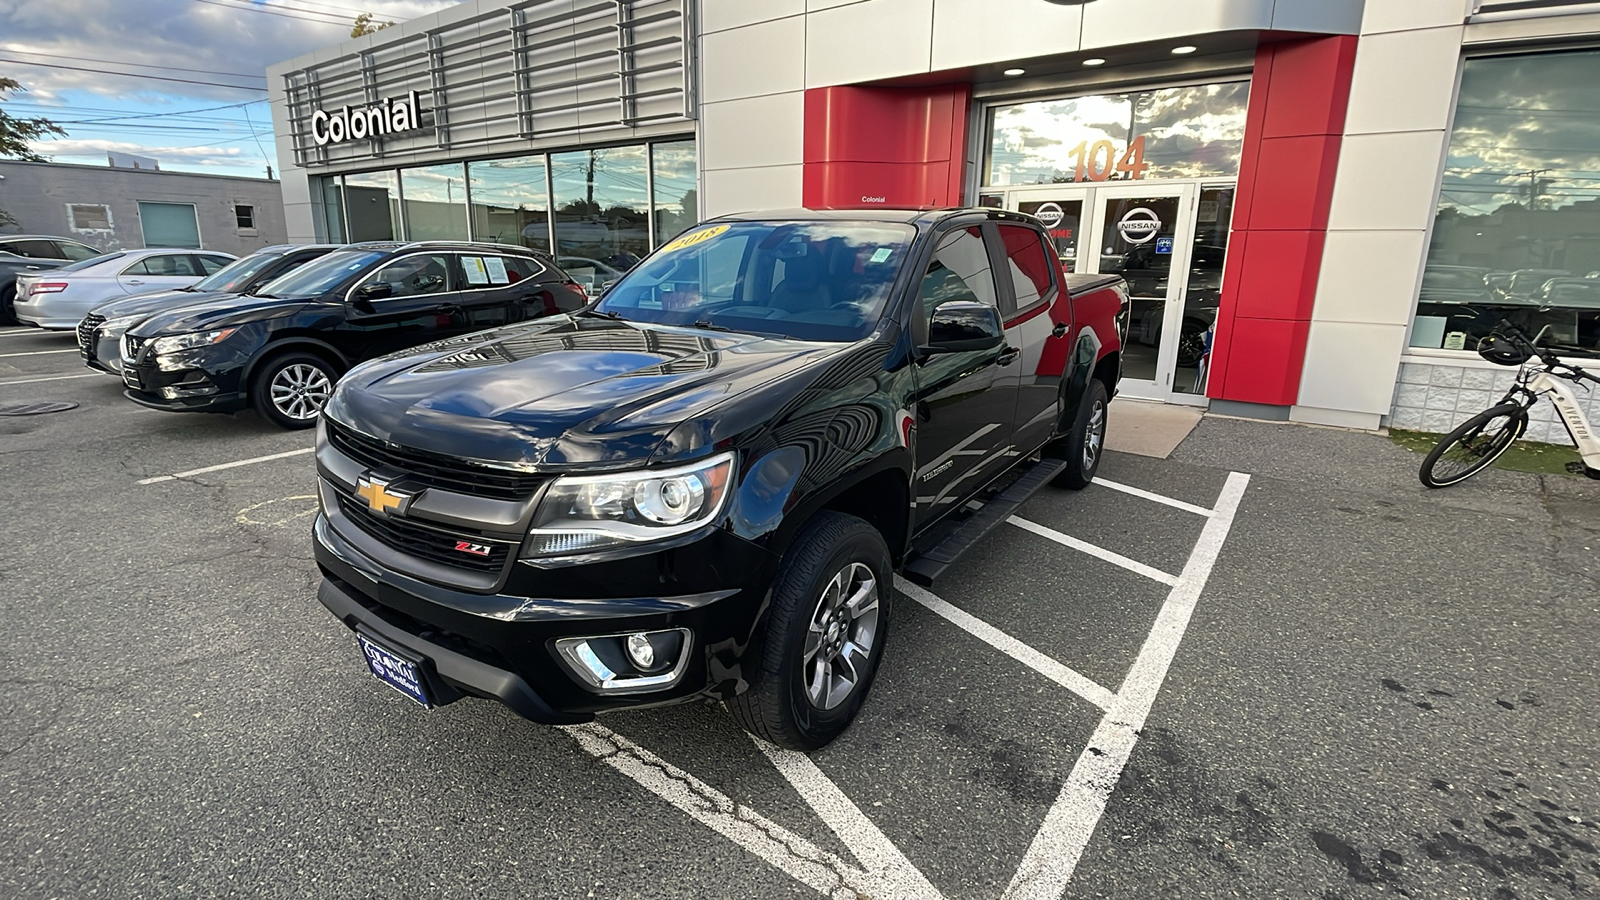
[[869, 248, 893, 263], [661, 225, 729, 253]]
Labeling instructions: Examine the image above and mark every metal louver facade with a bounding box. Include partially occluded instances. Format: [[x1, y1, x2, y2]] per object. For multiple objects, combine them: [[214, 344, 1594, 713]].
[[277, 0, 696, 171]]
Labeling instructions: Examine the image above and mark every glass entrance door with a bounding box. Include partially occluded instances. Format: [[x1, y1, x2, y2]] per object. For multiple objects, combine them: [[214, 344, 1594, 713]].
[[1000, 182, 1220, 404]]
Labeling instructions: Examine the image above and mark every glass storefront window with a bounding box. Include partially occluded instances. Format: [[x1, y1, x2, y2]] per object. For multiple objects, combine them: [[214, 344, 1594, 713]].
[[1420, 49, 1600, 357], [651, 140, 699, 246], [319, 176, 345, 243], [400, 163, 468, 241], [551, 146, 650, 273], [343, 170, 399, 242], [468, 155, 550, 251], [986, 82, 1250, 187], [1176, 186, 1234, 395]]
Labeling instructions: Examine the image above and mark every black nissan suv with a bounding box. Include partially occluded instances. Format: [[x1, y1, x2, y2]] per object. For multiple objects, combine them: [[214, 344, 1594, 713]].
[[312, 208, 1127, 749], [120, 241, 587, 428]]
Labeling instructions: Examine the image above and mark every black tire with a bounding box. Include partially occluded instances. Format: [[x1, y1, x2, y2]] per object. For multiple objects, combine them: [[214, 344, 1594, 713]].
[[0, 285, 17, 326], [1419, 403, 1528, 488], [1049, 379, 1109, 490], [1176, 316, 1209, 368], [728, 511, 892, 751], [250, 351, 338, 430]]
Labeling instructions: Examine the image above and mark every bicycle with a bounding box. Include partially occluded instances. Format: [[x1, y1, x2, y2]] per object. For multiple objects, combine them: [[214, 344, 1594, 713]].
[[1419, 321, 1600, 488]]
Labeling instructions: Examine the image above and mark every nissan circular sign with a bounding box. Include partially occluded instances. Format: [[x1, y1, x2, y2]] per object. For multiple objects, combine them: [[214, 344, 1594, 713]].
[[1116, 207, 1163, 245], [1034, 202, 1065, 229]]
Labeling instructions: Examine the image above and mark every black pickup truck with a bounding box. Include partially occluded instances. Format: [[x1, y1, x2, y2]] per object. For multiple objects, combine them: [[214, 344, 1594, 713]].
[[312, 208, 1127, 749]]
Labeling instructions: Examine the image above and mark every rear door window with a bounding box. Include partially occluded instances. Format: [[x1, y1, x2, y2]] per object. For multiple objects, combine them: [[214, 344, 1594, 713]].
[[127, 254, 203, 276], [994, 223, 1057, 314]]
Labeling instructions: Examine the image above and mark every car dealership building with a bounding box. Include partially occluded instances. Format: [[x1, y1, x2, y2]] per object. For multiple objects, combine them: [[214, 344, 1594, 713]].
[[268, 0, 1600, 441]]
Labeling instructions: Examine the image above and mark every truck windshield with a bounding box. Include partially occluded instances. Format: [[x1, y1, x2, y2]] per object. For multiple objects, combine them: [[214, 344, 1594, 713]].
[[595, 221, 916, 342], [257, 249, 389, 299]]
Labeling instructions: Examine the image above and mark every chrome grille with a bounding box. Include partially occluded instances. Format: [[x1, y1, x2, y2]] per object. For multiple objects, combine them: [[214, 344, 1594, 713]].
[[77, 315, 103, 351]]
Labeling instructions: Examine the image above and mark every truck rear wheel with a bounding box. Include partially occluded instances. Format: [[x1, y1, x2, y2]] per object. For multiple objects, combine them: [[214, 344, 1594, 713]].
[[1050, 380, 1108, 490], [728, 511, 892, 751]]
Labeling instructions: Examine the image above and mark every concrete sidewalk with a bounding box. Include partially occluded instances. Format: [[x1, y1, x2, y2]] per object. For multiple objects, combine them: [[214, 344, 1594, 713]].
[[1105, 397, 1205, 459]]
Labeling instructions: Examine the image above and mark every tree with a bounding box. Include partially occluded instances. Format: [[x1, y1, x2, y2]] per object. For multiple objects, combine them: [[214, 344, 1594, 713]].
[[0, 77, 66, 227], [351, 13, 395, 37]]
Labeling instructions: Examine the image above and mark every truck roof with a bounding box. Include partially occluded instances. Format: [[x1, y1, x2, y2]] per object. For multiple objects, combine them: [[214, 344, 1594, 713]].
[[711, 207, 1044, 228]]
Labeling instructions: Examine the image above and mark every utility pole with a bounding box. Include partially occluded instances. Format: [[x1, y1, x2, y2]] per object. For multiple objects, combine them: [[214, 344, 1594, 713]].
[[1515, 168, 1552, 209]]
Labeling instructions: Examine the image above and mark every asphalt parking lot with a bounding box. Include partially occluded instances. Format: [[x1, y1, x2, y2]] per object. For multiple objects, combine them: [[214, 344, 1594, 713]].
[[4, 323, 1599, 900]]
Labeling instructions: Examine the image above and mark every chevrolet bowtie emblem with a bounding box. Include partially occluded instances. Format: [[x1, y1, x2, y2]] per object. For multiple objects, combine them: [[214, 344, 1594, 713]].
[[355, 474, 412, 516]]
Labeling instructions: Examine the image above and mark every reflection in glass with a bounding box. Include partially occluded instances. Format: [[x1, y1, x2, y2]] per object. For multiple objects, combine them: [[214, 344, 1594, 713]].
[[400, 163, 468, 241], [1422, 48, 1600, 356], [1175, 187, 1234, 394], [1098, 196, 1181, 383], [986, 82, 1249, 186], [343, 170, 399, 242], [551, 146, 650, 272], [652, 141, 699, 246], [469, 155, 550, 251], [319, 176, 345, 243], [1018, 198, 1084, 272]]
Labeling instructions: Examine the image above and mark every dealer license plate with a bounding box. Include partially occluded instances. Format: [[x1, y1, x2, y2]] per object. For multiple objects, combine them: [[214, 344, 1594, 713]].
[[356, 632, 431, 707]]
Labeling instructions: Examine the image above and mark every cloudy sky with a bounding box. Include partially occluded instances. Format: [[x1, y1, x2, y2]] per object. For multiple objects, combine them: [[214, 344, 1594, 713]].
[[1, 0, 454, 179]]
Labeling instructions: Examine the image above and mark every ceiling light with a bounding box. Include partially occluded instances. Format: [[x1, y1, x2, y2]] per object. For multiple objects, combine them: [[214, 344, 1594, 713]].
[[1082, 58, 1107, 67], [1003, 68, 1026, 76], [1171, 45, 1198, 55]]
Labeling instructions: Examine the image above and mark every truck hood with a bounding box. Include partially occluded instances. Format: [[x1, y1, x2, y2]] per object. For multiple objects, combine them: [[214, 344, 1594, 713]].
[[325, 316, 847, 469], [129, 294, 312, 334]]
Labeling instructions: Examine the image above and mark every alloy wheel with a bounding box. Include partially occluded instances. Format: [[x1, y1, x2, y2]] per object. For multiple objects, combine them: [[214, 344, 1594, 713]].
[[269, 363, 332, 422], [1084, 398, 1106, 471], [801, 561, 880, 711]]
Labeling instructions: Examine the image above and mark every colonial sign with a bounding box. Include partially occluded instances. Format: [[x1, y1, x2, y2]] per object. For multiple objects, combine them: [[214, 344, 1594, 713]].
[[311, 90, 425, 146]]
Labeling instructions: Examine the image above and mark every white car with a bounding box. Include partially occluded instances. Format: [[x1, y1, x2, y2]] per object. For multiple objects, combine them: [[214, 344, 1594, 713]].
[[13, 248, 237, 330]]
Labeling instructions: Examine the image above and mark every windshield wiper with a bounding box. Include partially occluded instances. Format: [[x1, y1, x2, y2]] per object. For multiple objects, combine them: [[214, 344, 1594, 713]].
[[578, 308, 625, 320], [692, 319, 736, 333]]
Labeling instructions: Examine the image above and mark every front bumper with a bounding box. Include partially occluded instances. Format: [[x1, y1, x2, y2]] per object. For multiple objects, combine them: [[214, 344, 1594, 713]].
[[119, 343, 248, 413], [313, 510, 779, 722]]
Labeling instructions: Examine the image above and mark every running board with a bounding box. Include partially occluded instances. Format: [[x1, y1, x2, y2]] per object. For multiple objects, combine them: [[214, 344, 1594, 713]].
[[902, 457, 1069, 587]]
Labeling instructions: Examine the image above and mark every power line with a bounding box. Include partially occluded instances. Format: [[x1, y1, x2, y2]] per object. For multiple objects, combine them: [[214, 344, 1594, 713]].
[[0, 48, 265, 80], [0, 57, 267, 91], [5, 99, 267, 125], [189, 0, 352, 27]]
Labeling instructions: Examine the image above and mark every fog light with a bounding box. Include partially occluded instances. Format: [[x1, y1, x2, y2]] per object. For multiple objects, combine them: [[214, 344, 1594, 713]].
[[625, 632, 655, 669], [554, 628, 691, 693]]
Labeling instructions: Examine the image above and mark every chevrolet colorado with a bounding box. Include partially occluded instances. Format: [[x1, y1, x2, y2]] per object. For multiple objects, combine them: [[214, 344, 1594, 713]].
[[312, 207, 1127, 749]]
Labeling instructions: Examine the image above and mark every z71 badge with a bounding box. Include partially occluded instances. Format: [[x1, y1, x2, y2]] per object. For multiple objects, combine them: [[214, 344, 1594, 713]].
[[454, 541, 492, 557]]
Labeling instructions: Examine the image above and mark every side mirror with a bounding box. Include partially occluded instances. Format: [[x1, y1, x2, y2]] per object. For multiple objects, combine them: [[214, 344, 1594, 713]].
[[357, 281, 393, 301], [922, 299, 1005, 354]]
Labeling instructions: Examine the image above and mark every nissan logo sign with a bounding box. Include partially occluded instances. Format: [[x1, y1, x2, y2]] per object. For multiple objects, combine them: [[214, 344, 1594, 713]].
[[1116, 207, 1163, 245], [1034, 202, 1065, 229]]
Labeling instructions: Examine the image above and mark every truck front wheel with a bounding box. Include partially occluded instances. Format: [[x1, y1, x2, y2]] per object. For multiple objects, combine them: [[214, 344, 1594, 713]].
[[728, 511, 892, 751]]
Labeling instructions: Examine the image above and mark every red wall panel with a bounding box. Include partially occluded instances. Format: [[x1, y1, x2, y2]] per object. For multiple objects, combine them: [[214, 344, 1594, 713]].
[[802, 84, 971, 209], [1207, 35, 1359, 407]]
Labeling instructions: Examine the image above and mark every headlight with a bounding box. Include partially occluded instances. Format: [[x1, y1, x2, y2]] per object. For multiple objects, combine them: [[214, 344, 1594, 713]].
[[523, 452, 735, 558], [150, 328, 237, 356], [99, 315, 143, 339]]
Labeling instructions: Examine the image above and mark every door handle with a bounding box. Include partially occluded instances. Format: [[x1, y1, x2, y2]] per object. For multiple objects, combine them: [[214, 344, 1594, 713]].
[[996, 345, 1021, 366], [125, 279, 144, 285], [1052, 322, 1070, 338]]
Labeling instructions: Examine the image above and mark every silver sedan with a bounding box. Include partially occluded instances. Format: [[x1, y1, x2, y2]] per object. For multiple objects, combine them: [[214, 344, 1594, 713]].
[[13, 248, 236, 330]]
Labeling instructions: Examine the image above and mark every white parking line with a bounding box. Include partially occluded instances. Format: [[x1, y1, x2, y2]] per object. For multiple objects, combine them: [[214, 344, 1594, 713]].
[[564, 723, 924, 898], [0, 348, 78, 358], [137, 447, 314, 484], [1006, 516, 1180, 586], [896, 576, 1117, 711], [1002, 471, 1249, 900], [754, 737, 943, 899], [1092, 477, 1213, 517], [0, 373, 99, 386]]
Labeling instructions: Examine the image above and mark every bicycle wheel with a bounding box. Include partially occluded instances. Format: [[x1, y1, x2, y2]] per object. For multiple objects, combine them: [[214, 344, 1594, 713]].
[[1419, 403, 1528, 488]]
